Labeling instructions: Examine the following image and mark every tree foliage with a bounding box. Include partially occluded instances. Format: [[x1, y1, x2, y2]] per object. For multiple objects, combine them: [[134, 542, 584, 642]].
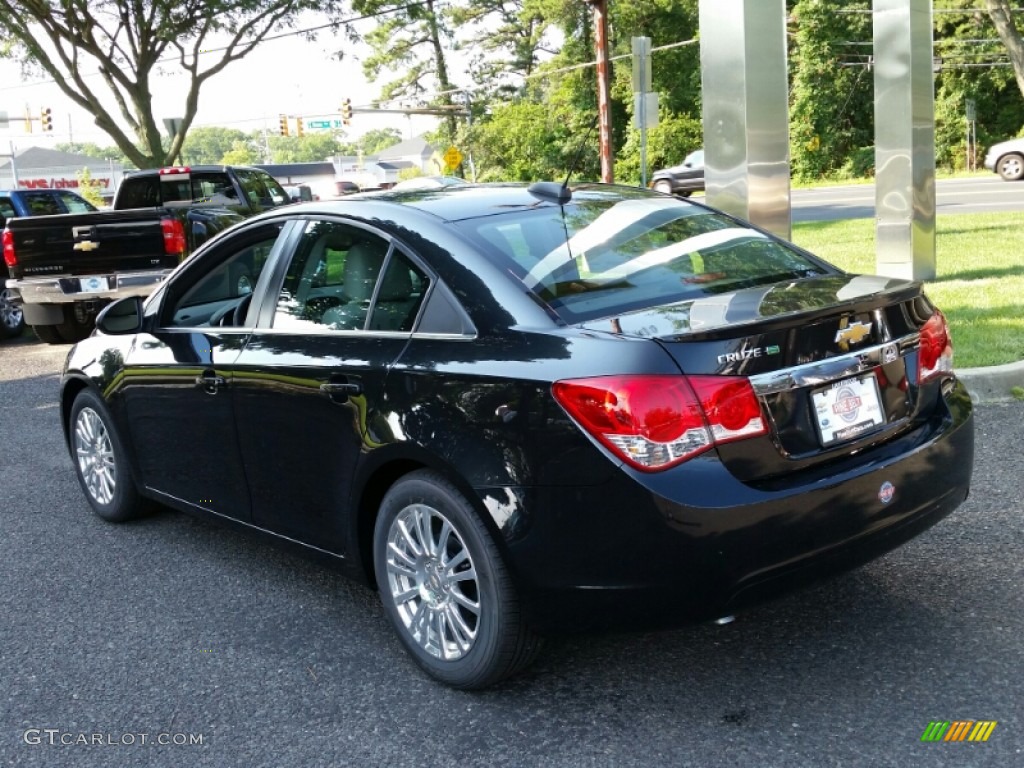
[[0, 0, 345, 168]]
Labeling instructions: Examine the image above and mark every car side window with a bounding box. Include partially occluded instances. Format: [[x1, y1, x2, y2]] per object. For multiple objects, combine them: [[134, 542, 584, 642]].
[[0, 197, 14, 219], [273, 220, 428, 332], [58, 191, 97, 212], [164, 224, 284, 328], [22, 192, 63, 215], [189, 173, 239, 204]]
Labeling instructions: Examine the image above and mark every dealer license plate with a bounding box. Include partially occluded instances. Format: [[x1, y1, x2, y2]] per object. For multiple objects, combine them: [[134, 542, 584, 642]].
[[811, 373, 885, 447], [79, 276, 109, 293]]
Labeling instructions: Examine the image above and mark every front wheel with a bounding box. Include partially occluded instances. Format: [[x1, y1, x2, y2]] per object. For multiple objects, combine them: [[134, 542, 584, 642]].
[[997, 153, 1024, 181], [373, 470, 542, 689], [653, 180, 673, 195], [69, 389, 149, 523]]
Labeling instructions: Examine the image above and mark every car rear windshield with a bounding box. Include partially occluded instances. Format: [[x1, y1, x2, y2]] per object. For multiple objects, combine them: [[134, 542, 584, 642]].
[[453, 194, 830, 324]]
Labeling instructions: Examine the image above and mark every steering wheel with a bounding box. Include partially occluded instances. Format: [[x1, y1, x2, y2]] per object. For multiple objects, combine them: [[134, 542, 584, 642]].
[[208, 299, 242, 327]]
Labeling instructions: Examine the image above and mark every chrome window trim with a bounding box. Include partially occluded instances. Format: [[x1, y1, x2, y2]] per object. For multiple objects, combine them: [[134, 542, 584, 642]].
[[749, 334, 919, 396]]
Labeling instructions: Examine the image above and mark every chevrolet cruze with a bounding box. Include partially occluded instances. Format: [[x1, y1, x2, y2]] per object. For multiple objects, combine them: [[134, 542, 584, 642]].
[[59, 182, 974, 688]]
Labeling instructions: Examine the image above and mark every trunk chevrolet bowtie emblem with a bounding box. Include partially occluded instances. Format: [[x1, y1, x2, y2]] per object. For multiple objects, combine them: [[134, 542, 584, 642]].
[[834, 319, 872, 350], [73, 240, 100, 251]]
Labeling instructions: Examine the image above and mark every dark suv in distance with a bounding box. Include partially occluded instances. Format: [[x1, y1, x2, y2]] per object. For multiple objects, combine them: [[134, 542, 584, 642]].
[[651, 149, 705, 197]]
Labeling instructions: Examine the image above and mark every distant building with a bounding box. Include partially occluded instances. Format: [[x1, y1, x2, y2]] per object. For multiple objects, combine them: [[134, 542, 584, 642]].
[[0, 146, 129, 202]]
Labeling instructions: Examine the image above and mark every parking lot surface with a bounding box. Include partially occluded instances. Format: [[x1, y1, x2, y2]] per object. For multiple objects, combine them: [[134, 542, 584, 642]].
[[1, 336, 1021, 767]]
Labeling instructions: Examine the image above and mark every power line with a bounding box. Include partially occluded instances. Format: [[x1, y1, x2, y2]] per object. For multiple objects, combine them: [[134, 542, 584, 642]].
[[0, 2, 436, 93]]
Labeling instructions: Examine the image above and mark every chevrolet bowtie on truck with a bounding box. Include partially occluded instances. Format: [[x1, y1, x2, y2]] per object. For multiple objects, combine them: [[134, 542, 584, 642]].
[[2, 166, 291, 343]]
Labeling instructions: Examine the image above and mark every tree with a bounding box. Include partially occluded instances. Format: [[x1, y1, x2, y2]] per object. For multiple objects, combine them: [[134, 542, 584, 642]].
[[181, 126, 250, 165], [355, 127, 404, 155], [75, 166, 106, 207], [0, 0, 345, 168], [985, 0, 1024, 103], [352, 0, 460, 141]]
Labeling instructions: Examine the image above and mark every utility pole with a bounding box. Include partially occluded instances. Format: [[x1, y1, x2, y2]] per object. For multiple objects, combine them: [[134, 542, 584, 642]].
[[586, 0, 613, 183]]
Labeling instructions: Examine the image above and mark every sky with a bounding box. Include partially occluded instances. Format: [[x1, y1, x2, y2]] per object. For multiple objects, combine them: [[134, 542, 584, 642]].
[[0, 11, 447, 154]]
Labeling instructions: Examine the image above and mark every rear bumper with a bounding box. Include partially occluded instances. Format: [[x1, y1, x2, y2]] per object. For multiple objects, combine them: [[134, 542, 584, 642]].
[[494, 378, 974, 633], [6, 269, 171, 305]]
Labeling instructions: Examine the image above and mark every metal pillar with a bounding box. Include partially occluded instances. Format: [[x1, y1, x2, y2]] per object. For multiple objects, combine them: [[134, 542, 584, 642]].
[[873, 0, 936, 281], [698, 0, 790, 239]]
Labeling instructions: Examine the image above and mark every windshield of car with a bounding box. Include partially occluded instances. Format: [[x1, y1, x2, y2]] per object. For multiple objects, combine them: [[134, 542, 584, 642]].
[[454, 195, 829, 324]]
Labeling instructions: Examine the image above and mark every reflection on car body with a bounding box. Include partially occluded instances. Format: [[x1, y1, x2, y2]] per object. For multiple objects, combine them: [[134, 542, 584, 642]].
[[60, 182, 974, 689]]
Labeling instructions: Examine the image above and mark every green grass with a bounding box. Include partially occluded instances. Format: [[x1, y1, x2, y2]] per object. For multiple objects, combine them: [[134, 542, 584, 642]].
[[791, 213, 1024, 369]]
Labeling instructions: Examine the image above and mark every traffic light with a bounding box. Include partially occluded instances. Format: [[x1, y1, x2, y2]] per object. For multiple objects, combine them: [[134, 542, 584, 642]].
[[341, 98, 352, 125], [278, 114, 289, 136], [296, 117, 304, 137], [40, 107, 53, 132]]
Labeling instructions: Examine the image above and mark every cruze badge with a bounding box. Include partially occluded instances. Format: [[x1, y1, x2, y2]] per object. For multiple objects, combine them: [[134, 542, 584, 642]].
[[834, 320, 872, 348]]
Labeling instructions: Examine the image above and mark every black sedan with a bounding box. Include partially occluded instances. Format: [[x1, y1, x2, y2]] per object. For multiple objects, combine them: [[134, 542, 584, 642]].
[[651, 148, 705, 196], [60, 182, 974, 689]]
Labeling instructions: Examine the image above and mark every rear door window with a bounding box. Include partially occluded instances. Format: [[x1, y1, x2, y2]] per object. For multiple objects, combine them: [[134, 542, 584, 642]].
[[273, 220, 428, 332]]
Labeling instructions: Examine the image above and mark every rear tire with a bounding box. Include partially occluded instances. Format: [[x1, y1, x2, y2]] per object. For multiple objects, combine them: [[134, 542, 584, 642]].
[[373, 470, 542, 689], [997, 153, 1024, 181], [57, 304, 94, 343], [32, 324, 65, 344], [69, 389, 149, 523]]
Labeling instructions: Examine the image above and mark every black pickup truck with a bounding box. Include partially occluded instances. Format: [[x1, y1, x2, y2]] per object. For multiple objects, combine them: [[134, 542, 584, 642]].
[[2, 165, 290, 343], [0, 188, 99, 339]]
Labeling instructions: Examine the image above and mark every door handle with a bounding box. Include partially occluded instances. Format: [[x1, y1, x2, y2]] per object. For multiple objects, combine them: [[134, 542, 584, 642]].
[[320, 379, 362, 402], [195, 370, 227, 394]]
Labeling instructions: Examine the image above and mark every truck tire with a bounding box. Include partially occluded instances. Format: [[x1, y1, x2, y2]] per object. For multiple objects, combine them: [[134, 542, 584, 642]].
[[32, 325, 65, 344], [57, 304, 94, 343]]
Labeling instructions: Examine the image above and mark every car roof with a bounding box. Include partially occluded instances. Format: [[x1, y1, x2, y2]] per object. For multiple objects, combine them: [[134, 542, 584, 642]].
[[305, 181, 661, 222]]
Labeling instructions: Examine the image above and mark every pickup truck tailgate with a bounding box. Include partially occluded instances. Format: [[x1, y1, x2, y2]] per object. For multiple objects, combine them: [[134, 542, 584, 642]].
[[6, 208, 180, 279]]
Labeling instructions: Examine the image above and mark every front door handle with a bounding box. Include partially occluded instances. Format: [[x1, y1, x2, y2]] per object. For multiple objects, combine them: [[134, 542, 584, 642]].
[[320, 378, 362, 402], [195, 370, 227, 395]]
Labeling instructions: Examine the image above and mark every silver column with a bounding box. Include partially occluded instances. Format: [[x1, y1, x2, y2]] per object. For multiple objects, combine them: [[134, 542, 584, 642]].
[[874, 0, 936, 281], [698, 0, 791, 240]]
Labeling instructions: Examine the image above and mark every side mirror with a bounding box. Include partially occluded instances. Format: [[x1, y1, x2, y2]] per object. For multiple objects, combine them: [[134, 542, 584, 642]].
[[96, 296, 144, 335]]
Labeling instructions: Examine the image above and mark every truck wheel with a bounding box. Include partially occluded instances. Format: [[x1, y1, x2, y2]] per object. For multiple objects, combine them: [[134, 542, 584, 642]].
[[0, 286, 25, 339], [57, 305, 94, 343], [32, 325, 65, 344]]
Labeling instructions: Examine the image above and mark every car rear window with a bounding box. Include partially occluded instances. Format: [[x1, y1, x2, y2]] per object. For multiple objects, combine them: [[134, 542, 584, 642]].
[[454, 195, 829, 323]]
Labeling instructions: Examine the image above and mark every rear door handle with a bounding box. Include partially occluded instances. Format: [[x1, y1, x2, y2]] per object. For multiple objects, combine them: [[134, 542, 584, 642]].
[[195, 370, 227, 394], [320, 379, 362, 402]]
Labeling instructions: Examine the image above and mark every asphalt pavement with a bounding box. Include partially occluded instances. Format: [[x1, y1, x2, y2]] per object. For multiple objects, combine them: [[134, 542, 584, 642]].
[[1, 335, 1021, 768]]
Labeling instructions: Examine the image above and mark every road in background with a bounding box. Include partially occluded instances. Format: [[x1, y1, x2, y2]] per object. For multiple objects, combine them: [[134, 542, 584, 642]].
[[2, 336, 1021, 768], [791, 176, 1024, 222]]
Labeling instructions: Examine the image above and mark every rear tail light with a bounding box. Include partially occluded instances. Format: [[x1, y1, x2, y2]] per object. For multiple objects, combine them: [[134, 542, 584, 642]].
[[551, 374, 767, 471], [161, 217, 186, 255], [2, 229, 14, 267], [918, 309, 954, 384]]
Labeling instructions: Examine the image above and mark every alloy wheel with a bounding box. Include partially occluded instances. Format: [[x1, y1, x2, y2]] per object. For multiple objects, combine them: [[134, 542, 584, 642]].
[[74, 407, 117, 505], [0, 288, 22, 331], [384, 503, 481, 661]]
